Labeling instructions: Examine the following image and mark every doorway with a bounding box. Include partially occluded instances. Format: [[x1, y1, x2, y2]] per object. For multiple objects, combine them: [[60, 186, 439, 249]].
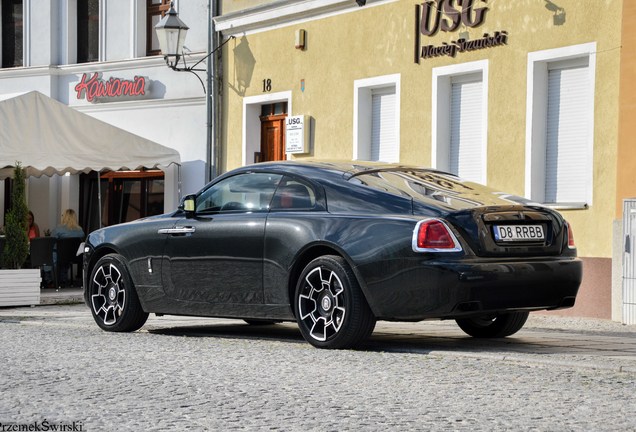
[[258, 102, 288, 162], [242, 91, 292, 166], [80, 170, 165, 232]]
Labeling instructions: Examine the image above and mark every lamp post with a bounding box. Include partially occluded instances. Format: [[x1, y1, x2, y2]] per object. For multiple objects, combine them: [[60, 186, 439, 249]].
[[155, 1, 232, 182], [154, 2, 189, 70]]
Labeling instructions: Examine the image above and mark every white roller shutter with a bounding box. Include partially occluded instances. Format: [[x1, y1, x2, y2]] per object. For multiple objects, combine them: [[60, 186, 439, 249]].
[[450, 76, 482, 182], [545, 62, 590, 203], [371, 87, 398, 163]]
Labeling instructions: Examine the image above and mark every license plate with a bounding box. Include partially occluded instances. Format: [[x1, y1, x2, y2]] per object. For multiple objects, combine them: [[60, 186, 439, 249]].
[[493, 224, 545, 242]]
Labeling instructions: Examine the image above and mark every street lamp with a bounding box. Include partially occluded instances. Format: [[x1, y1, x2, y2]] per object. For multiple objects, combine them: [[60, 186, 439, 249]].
[[155, 1, 234, 183], [154, 2, 190, 71], [155, 1, 233, 92]]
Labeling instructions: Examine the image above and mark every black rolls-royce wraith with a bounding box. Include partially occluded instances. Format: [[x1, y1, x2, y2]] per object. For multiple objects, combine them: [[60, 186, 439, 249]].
[[83, 161, 581, 349]]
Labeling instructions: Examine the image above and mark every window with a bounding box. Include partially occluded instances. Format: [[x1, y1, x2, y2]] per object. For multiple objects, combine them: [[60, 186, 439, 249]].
[[450, 74, 483, 181], [432, 61, 488, 184], [270, 177, 316, 210], [196, 173, 282, 213], [1, 0, 23, 68], [525, 43, 596, 208], [370, 88, 398, 162], [77, 0, 100, 63], [354, 74, 401, 163], [147, 0, 170, 56]]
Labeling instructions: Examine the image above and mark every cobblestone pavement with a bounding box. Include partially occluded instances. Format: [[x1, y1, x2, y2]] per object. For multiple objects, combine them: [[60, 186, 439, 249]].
[[0, 304, 634, 431]]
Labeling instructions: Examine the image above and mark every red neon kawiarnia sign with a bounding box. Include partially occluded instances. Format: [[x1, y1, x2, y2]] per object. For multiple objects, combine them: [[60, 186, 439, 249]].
[[75, 72, 148, 103]]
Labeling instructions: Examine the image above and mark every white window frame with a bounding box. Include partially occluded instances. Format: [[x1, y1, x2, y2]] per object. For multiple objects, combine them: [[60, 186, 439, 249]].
[[61, 0, 105, 64], [432, 60, 488, 185], [0, 0, 30, 67], [242, 91, 292, 166], [525, 42, 596, 209], [353, 73, 401, 163]]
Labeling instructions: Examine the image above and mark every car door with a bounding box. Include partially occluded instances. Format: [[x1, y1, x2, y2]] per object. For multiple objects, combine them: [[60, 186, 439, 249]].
[[160, 172, 282, 304]]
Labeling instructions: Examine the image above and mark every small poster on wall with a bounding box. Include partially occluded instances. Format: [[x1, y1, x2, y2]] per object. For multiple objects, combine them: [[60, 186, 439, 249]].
[[286, 115, 310, 154]]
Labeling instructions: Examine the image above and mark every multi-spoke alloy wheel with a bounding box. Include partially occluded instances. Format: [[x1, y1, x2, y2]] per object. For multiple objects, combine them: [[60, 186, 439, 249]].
[[89, 254, 148, 332], [295, 255, 375, 349]]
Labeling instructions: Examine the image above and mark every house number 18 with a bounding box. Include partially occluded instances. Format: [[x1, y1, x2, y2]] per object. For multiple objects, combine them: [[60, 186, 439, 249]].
[[262, 79, 272, 92]]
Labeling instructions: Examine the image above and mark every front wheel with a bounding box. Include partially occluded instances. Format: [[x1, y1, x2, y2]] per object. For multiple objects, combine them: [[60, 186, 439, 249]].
[[455, 311, 529, 338], [89, 254, 148, 332], [295, 255, 376, 349]]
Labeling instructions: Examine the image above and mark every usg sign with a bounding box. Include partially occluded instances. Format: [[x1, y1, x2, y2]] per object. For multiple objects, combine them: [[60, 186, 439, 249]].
[[418, 0, 489, 36], [414, 0, 507, 63], [285, 115, 310, 154]]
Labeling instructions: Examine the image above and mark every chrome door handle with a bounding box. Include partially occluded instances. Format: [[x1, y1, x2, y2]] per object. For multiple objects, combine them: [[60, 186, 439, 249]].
[[158, 227, 196, 235]]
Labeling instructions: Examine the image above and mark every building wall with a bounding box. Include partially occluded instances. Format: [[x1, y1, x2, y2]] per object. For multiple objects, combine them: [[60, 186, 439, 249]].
[[217, 0, 624, 319], [617, 1, 636, 215], [613, 1, 636, 321], [0, 0, 213, 217]]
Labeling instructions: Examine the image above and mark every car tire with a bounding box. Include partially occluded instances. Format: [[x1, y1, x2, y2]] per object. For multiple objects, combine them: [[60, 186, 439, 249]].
[[88, 253, 148, 332], [295, 255, 376, 349], [455, 311, 529, 338]]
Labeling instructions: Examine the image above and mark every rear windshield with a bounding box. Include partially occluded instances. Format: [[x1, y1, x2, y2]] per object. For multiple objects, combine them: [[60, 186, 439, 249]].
[[349, 170, 523, 209]]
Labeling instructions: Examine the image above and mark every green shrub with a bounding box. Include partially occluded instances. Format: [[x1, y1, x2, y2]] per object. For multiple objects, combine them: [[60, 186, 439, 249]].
[[1, 162, 29, 269]]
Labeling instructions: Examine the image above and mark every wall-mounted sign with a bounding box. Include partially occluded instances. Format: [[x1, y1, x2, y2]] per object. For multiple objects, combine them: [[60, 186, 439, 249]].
[[418, 0, 489, 36], [74, 73, 149, 103], [414, 0, 508, 63], [285, 115, 310, 154], [418, 31, 508, 60]]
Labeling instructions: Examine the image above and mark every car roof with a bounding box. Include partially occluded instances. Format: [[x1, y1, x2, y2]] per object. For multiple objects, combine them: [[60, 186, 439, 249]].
[[240, 159, 449, 179]]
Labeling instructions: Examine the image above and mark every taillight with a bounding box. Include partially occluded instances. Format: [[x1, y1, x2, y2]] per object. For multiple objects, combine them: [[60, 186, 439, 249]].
[[566, 221, 576, 249], [412, 219, 462, 252]]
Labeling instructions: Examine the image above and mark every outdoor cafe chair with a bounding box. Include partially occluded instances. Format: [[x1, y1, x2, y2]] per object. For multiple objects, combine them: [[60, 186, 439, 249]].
[[29, 237, 58, 289], [56, 237, 84, 287]]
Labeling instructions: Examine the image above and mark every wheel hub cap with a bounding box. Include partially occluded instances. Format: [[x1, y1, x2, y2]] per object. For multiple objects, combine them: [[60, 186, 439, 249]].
[[108, 286, 117, 302], [321, 296, 332, 312]]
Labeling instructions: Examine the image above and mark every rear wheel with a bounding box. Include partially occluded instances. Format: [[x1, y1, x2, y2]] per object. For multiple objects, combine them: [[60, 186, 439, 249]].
[[455, 311, 529, 338], [295, 255, 376, 349], [89, 254, 148, 332]]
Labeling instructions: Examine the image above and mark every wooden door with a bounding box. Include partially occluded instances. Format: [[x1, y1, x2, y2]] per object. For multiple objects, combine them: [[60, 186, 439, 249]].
[[260, 115, 286, 162]]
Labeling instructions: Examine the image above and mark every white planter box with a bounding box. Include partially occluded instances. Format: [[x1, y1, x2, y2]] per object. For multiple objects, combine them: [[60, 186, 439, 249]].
[[0, 269, 41, 307]]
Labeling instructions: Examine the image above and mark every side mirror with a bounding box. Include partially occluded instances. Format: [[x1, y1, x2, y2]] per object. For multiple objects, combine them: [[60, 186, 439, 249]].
[[182, 194, 196, 218]]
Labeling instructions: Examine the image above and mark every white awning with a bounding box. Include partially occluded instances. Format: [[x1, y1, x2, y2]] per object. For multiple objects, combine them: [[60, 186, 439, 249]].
[[0, 91, 181, 179]]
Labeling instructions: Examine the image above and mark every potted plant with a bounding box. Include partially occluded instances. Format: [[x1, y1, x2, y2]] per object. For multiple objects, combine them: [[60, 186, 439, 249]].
[[0, 162, 40, 306]]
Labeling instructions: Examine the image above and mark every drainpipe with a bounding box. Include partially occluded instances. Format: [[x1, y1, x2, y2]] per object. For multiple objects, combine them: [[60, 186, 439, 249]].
[[206, 0, 222, 182], [206, 0, 214, 183]]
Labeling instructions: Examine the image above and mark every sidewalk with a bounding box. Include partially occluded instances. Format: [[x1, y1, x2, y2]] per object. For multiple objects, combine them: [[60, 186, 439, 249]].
[[39, 287, 84, 305]]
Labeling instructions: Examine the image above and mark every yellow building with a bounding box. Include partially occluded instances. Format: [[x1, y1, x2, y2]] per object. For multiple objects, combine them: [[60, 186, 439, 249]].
[[214, 0, 630, 321]]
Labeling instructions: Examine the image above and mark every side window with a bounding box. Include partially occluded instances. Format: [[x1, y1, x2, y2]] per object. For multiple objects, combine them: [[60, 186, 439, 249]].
[[353, 74, 401, 163], [147, 0, 170, 56], [196, 173, 282, 213], [270, 177, 316, 210], [77, 0, 100, 63], [1, 0, 23, 68]]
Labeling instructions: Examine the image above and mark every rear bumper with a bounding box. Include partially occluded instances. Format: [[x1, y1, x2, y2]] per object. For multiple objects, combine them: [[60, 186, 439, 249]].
[[360, 257, 582, 321]]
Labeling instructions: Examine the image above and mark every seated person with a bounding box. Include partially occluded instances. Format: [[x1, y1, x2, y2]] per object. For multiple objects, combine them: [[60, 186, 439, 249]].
[[27, 211, 40, 242], [52, 209, 85, 240]]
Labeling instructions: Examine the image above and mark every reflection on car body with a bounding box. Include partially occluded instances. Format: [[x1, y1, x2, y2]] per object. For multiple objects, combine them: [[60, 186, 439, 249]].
[[83, 161, 581, 349]]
